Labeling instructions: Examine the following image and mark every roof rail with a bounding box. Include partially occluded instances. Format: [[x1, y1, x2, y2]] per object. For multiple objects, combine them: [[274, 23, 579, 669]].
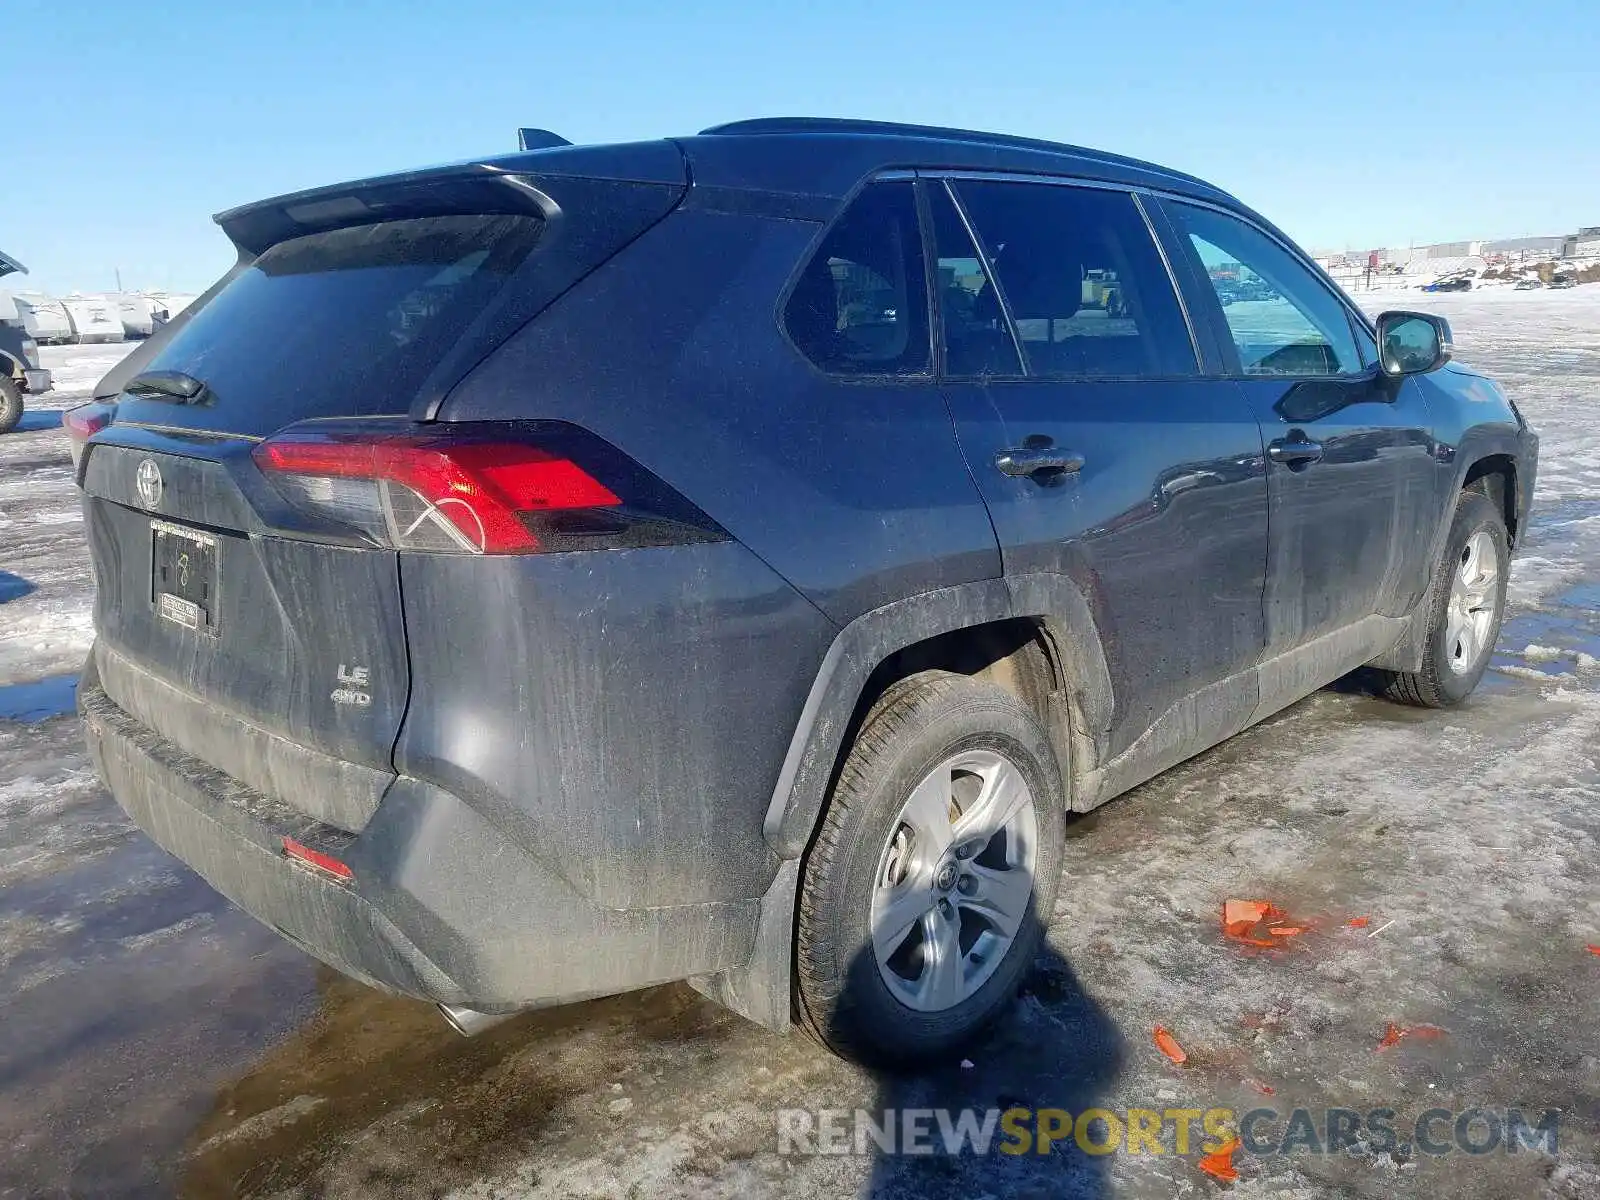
[[517, 128, 572, 151], [699, 117, 1216, 192], [700, 117, 1093, 156]]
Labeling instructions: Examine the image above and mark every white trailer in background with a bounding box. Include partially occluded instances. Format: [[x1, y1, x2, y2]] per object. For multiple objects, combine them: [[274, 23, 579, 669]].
[[61, 295, 125, 344], [115, 293, 158, 338], [146, 292, 199, 328], [10, 293, 74, 343]]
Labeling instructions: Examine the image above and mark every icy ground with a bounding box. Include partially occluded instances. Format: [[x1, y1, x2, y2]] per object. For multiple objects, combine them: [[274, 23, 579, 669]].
[[1, 291, 1598, 1199]]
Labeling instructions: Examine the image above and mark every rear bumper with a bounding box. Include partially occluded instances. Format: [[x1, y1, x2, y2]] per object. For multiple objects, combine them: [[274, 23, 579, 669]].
[[80, 657, 760, 1011]]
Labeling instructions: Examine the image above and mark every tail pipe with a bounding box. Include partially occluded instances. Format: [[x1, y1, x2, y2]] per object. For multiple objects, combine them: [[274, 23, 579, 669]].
[[438, 1003, 517, 1037]]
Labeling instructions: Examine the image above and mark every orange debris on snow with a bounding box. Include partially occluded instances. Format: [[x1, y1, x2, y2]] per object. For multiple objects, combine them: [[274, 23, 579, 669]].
[[1222, 898, 1306, 947], [1223, 899, 1272, 929], [1197, 1136, 1241, 1183], [1245, 1078, 1276, 1096], [1154, 1025, 1189, 1065], [1346, 916, 1371, 929], [1379, 1021, 1447, 1049], [1587, 944, 1600, 957]]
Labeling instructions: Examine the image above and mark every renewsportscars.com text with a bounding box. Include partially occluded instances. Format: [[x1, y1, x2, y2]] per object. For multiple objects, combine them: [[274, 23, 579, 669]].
[[776, 1105, 1560, 1158]]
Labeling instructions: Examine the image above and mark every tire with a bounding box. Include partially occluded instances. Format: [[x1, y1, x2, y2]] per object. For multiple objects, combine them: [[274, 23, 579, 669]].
[[795, 670, 1066, 1066], [1375, 489, 1509, 707], [0, 377, 21, 435]]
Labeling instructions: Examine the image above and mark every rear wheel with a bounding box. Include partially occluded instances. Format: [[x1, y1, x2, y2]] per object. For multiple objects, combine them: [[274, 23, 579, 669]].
[[1376, 489, 1508, 707], [0, 377, 22, 435], [795, 670, 1065, 1065]]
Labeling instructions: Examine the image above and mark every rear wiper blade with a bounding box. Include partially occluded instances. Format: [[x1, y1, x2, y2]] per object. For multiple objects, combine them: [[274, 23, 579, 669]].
[[124, 370, 210, 404]]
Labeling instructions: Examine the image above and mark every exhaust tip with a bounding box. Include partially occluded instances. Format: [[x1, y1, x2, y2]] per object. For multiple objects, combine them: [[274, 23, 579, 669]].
[[438, 1003, 517, 1037]]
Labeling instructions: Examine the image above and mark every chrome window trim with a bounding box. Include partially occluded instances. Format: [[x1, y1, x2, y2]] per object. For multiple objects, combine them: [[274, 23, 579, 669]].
[[916, 169, 1143, 193]]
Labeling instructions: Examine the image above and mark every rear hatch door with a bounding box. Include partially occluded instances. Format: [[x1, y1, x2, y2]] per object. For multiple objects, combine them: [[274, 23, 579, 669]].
[[79, 156, 686, 830]]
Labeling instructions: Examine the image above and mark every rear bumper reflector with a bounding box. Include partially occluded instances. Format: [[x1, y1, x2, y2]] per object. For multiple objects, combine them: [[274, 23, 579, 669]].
[[282, 836, 355, 882]]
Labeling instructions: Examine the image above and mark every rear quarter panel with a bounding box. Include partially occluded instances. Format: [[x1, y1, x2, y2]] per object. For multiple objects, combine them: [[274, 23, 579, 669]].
[[394, 542, 836, 909], [434, 207, 1002, 625]]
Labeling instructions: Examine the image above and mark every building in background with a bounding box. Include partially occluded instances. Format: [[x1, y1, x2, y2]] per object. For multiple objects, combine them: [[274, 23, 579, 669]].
[[1562, 227, 1600, 260]]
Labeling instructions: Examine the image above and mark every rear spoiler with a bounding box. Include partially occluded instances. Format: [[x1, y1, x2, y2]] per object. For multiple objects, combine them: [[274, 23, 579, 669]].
[[212, 166, 556, 258], [98, 142, 688, 404], [211, 140, 684, 258]]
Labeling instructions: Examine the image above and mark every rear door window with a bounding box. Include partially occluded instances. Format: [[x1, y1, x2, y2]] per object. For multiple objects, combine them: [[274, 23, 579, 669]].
[[783, 181, 930, 376], [1168, 202, 1362, 377], [951, 180, 1197, 379], [130, 214, 544, 426]]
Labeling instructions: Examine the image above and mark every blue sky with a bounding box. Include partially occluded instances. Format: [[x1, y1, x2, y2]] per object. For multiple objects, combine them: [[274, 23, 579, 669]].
[[8, 0, 1596, 294]]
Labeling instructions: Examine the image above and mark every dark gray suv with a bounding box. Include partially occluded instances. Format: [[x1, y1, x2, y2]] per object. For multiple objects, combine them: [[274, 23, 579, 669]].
[[74, 119, 1537, 1064]]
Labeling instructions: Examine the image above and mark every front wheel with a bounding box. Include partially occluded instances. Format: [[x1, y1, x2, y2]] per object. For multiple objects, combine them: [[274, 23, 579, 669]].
[[795, 671, 1065, 1065], [0, 378, 22, 435], [1376, 489, 1509, 707]]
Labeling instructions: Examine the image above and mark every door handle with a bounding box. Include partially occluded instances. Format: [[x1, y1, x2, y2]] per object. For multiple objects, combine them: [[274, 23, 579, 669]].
[[995, 447, 1086, 478], [1267, 436, 1324, 467]]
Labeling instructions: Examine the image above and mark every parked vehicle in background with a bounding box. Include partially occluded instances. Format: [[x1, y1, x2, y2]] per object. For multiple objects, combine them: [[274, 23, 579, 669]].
[[1515, 278, 1544, 290], [1425, 274, 1473, 292], [74, 118, 1538, 1064], [1235, 276, 1279, 302], [1549, 275, 1578, 290], [0, 252, 54, 433]]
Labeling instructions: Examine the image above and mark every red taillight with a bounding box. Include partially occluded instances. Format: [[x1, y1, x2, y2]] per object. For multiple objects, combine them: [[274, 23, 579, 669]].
[[252, 420, 724, 556], [63, 407, 111, 441], [255, 430, 621, 553], [63, 403, 115, 468], [282, 836, 354, 882]]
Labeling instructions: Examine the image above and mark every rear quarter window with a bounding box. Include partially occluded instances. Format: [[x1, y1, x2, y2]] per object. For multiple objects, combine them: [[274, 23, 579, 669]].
[[783, 181, 931, 376]]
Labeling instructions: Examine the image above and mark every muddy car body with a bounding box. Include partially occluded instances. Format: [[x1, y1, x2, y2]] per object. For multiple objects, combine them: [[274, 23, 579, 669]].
[[75, 119, 1537, 1061]]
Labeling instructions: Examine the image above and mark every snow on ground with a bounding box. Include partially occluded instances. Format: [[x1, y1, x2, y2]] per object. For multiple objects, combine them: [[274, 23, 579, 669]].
[[0, 344, 131, 686], [1, 293, 1598, 1199]]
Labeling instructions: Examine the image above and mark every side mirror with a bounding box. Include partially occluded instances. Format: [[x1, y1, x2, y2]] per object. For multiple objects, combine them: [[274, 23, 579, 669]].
[[1376, 311, 1453, 376]]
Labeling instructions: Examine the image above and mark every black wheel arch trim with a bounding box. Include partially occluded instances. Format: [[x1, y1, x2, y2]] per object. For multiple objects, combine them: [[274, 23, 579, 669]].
[[1451, 422, 1535, 542], [699, 574, 1113, 1032], [761, 573, 1115, 861], [1369, 421, 1535, 673]]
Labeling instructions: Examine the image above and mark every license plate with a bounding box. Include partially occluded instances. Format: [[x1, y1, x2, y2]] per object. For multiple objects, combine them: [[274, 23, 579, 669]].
[[151, 519, 219, 634]]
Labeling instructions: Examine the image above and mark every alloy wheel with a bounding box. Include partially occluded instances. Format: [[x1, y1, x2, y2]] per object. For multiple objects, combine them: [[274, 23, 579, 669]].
[[870, 749, 1038, 1012]]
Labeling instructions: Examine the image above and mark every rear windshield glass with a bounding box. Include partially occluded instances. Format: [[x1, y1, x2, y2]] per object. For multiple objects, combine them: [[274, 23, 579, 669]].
[[135, 214, 542, 422]]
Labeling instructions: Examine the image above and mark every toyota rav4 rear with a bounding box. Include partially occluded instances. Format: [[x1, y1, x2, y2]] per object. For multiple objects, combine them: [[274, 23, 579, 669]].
[[76, 140, 838, 1025]]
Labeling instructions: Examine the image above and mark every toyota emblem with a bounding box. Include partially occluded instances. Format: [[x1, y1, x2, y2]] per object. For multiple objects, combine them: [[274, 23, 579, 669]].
[[136, 459, 163, 509]]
